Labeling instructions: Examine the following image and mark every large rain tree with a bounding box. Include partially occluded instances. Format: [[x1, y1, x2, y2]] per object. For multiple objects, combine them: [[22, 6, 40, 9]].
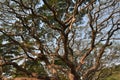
[[0, 0, 120, 80]]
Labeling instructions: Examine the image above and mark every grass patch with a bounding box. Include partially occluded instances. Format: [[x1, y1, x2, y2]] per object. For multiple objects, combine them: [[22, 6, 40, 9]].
[[105, 72, 120, 80]]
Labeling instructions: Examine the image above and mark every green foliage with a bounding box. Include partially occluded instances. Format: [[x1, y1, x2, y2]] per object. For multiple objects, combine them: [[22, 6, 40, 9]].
[[2, 65, 14, 76], [0, 0, 120, 80], [24, 60, 47, 75], [54, 58, 67, 68], [58, 73, 68, 80]]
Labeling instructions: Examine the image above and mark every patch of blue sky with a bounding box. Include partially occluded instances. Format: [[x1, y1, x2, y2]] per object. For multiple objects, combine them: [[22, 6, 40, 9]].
[[35, 0, 44, 9], [17, 58, 25, 65]]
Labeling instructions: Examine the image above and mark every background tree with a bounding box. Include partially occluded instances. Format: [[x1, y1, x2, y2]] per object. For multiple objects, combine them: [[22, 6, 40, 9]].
[[0, 0, 120, 80]]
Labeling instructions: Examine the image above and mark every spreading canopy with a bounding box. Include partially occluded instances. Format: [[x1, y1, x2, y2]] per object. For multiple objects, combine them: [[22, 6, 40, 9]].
[[0, 0, 120, 80]]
